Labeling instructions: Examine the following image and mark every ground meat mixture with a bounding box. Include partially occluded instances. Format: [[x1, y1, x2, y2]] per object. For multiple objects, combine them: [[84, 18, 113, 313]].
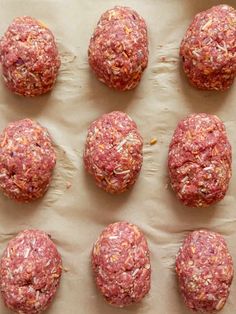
[[176, 230, 234, 312], [0, 16, 60, 96], [0, 229, 62, 314], [180, 5, 236, 90], [92, 222, 151, 307], [0, 119, 56, 202], [88, 6, 148, 91], [84, 111, 143, 194], [168, 113, 232, 207]]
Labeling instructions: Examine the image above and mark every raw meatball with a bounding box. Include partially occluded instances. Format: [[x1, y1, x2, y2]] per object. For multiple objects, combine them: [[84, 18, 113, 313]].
[[88, 6, 148, 91], [176, 230, 234, 312], [0, 229, 62, 314], [0, 16, 60, 96], [84, 111, 143, 193], [92, 221, 151, 307], [180, 5, 236, 90], [168, 113, 232, 207], [0, 118, 56, 202]]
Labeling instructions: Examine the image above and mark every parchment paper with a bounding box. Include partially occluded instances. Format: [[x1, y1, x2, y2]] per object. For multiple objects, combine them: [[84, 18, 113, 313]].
[[0, 0, 236, 313]]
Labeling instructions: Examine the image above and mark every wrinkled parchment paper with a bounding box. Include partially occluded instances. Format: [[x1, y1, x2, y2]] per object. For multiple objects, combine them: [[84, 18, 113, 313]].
[[0, 0, 236, 313]]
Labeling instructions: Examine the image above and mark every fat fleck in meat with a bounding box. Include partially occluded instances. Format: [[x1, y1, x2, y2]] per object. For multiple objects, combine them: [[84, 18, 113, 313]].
[[92, 222, 151, 307], [0, 16, 60, 96], [180, 5, 236, 90], [88, 6, 148, 91], [84, 111, 143, 194], [176, 230, 234, 312], [168, 113, 232, 207], [0, 119, 56, 202], [0, 229, 62, 314]]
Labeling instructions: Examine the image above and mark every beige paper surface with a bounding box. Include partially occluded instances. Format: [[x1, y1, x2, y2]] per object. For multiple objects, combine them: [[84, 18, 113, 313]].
[[0, 0, 236, 313]]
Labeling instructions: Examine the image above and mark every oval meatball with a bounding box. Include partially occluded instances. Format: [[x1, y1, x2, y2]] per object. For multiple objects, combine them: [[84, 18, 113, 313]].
[[0, 16, 60, 96], [176, 230, 234, 312], [0, 119, 56, 202], [92, 222, 151, 307], [88, 6, 148, 91], [0, 229, 62, 314], [180, 5, 236, 90], [84, 111, 143, 193], [168, 113, 232, 207]]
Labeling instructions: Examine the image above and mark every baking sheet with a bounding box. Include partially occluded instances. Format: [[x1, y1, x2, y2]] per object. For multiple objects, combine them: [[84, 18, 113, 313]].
[[0, 0, 236, 313]]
